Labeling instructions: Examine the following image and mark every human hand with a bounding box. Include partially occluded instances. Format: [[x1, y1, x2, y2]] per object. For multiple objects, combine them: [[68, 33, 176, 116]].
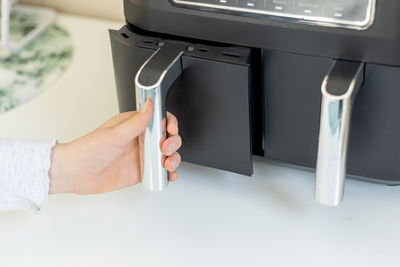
[[49, 98, 182, 194]]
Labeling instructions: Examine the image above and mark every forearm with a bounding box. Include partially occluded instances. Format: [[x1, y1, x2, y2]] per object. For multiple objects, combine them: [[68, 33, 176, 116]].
[[0, 105, 182, 212]]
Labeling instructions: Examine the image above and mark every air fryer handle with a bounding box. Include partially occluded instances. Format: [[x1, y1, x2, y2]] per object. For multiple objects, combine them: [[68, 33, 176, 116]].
[[315, 60, 364, 205], [135, 42, 185, 191]]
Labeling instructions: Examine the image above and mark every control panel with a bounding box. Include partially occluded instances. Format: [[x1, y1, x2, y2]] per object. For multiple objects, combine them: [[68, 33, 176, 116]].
[[172, 0, 376, 30]]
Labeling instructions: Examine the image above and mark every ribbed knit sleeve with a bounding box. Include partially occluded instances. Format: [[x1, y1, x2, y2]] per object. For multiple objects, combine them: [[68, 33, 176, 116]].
[[0, 139, 56, 212]]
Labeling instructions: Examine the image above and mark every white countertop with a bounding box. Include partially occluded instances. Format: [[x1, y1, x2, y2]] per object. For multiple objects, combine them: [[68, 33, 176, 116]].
[[1, 14, 400, 267]]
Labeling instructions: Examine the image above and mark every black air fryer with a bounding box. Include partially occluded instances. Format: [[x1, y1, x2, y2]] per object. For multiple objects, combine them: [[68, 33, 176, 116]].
[[109, 0, 400, 205]]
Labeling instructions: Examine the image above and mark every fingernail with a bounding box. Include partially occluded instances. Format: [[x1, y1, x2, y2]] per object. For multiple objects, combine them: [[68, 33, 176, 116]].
[[140, 97, 152, 113], [169, 143, 176, 154]]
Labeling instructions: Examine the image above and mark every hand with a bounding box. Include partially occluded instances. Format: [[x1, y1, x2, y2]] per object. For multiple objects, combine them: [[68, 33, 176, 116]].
[[49, 98, 182, 194]]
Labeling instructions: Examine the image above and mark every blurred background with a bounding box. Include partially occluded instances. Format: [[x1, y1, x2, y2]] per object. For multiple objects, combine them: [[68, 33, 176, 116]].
[[0, 0, 124, 115], [20, 0, 124, 21]]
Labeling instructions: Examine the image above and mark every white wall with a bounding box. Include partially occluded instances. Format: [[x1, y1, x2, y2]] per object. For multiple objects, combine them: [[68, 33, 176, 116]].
[[20, 0, 124, 21]]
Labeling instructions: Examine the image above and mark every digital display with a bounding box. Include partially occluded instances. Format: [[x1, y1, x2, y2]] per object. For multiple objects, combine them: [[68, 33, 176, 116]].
[[172, 0, 376, 30]]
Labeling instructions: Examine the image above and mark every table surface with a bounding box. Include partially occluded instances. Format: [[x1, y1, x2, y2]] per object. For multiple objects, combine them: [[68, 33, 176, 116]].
[[1, 14, 400, 267]]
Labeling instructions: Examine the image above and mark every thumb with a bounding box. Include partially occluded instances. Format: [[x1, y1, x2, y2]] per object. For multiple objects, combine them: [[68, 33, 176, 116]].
[[112, 98, 154, 144]]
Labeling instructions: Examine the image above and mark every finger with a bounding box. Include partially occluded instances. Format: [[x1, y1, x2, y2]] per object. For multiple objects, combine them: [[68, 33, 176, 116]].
[[112, 98, 154, 145], [168, 171, 179, 182], [161, 135, 182, 156], [100, 111, 136, 129], [167, 112, 179, 135], [164, 152, 181, 172], [159, 132, 167, 149], [161, 154, 167, 168]]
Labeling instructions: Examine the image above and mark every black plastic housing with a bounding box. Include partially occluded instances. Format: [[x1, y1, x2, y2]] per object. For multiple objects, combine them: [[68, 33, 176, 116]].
[[124, 0, 400, 67], [110, 28, 254, 175], [263, 52, 400, 184], [110, 1, 400, 184]]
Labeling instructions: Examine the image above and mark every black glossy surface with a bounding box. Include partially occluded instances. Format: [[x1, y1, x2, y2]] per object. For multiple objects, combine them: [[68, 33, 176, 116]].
[[138, 42, 186, 87], [325, 60, 363, 96], [172, 0, 372, 27], [124, 0, 400, 67]]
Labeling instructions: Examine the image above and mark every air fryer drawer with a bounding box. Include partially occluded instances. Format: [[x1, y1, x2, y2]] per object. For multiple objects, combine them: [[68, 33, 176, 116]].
[[110, 27, 254, 175], [263, 50, 400, 183]]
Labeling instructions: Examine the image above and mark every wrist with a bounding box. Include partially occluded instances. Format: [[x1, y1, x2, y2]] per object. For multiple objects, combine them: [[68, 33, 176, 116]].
[[49, 143, 77, 194]]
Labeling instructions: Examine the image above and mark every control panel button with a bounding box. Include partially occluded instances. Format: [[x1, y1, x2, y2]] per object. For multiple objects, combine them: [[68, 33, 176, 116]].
[[324, 0, 367, 22], [265, 0, 292, 13], [294, 0, 321, 16], [174, 0, 233, 7], [216, 0, 235, 5], [236, 0, 265, 9]]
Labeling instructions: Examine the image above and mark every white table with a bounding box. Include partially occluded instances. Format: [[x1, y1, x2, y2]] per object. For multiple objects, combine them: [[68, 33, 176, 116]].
[[1, 14, 399, 267]]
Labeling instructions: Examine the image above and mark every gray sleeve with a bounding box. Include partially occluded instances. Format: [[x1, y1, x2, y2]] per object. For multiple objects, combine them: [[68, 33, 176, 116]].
[[0, 139, 56, 212]]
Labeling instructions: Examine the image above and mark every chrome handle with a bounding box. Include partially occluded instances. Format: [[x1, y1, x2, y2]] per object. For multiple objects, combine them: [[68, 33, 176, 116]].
[[135, 42, 185, 191], [315, 60, 364, 206]]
